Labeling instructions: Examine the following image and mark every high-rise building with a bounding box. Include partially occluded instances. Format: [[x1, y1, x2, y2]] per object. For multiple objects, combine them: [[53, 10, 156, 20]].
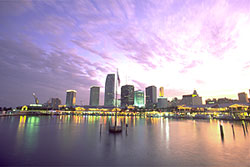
[[181, 90, 202, 106], [146, 86, 157, 108], [238, 92, 249, 103], [121, 85, 134, 107], [66, 90, 76, 107], [134, 90, 144, 108], [104, 74, 115, 107], [159, 87, 164, 97], [89, 86, 100, 106]]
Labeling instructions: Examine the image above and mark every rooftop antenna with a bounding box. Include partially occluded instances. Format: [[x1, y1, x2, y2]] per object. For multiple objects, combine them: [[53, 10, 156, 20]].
[[126, 74, 128, 85]]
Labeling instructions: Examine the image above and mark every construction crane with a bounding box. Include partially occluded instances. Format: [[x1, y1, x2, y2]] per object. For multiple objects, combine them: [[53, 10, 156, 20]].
[[32, 93, 39, 104]]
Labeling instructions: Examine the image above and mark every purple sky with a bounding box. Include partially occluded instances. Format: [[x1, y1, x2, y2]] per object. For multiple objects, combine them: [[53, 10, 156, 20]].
[[1, 0, 250, 107]]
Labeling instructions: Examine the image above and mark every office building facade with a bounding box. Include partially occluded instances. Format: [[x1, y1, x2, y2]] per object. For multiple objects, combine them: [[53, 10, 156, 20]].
[[66, 90, 76, 107], [146, 86, 157, 108], [134, 90, 144, 108], [104, 74, 115, 107], [121, 85, 134, 107], [89, 86, 100, 106], [181, 90, 202, 106]]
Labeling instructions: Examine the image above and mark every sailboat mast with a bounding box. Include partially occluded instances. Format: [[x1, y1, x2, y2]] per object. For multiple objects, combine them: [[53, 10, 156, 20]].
[[115, 69, 118, 127]]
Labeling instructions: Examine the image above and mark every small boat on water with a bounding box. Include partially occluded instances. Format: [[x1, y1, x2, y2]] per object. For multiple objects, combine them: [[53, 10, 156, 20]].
[[109, 125, 122, 133]]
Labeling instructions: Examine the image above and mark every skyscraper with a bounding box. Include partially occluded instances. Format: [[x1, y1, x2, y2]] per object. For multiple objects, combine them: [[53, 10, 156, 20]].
[[121, 85, 134, 107], [238, 92, 249, 103], [104, 74, 115, 107], [134, 90, 144, 108], [66, 90, 76, 107], [146, 86, 157, 108], [159, 87, 164, 97], [89, 86, 100, 106]]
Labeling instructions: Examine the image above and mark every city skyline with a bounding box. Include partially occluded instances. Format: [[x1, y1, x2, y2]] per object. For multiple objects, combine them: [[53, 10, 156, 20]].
[[1, 0, 250, 107]]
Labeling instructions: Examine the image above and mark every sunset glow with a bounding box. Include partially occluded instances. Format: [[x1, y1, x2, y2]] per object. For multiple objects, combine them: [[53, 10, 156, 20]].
[[1, 0, 250, 106]]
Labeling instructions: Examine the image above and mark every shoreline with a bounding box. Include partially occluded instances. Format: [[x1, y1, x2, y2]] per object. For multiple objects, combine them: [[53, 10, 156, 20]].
[[0, 112, 249, 122]]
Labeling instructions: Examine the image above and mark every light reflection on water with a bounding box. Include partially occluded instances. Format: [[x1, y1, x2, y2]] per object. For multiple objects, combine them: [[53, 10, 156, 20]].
[[0, 115, 249, 166]]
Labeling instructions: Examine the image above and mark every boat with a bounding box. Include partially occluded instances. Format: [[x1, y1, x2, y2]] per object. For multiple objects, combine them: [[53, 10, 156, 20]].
[[109, 124, 122, 133]]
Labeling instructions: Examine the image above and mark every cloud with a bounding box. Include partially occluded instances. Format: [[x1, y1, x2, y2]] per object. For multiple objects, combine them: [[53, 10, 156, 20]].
[[180, 60, 202, 73], [72, 40, 114, 61], [131, 80, 147, 91], [0, 37, 108, 107], [165, 89, 188, 99], [1, 0, 250, 106], [31, 15, 76, 35], [0, 0, 33, 16]]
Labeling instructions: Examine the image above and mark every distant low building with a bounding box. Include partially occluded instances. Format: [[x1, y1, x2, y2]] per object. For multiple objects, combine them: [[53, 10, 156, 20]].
[[44, 98, 62, 109], [217, 97, 238, 104], [181, 90, 202, 106], [51, 98, 61, 109], [157, 97, 168, 108], [205, 98, 217, 104], [238, 92, 249, 103], [169, 97, 181, 107]]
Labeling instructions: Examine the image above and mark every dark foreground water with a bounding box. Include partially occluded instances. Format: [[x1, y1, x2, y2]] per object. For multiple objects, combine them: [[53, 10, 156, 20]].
[[0, 115, 249, 166]]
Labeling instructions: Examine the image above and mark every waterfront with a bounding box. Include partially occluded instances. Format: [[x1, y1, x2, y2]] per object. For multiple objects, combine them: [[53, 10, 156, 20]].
[[0, 116, 249, 166]]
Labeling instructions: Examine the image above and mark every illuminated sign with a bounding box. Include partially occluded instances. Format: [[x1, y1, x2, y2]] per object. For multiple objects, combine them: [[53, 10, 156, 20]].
[[30, 104, 43, 107]]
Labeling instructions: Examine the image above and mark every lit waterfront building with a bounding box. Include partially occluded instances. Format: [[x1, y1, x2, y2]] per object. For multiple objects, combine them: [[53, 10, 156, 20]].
[[104, 74, 115, 107], [121, 85, 134, 108], [238, 92, 249, 103], [159, 87, 164, 97], [134, 90, 144, 108], [146, 86, 157, 108], [181, 90, 202, 106], [66, 90, 76, 107], [89, 86, 100, 106]]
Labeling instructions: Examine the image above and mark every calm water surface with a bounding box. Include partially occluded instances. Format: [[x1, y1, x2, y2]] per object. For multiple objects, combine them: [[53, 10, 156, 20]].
[[0, 115, 249, 166]]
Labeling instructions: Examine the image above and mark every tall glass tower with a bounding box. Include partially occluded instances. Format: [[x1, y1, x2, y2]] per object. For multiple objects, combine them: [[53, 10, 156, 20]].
[[134, 90, 144, 108], [121, 85, 134, 107], [66, 90, 76, 107], [146, 86, 157, 108], [104, 74, 115, 107], [159, 87, 164, 97], [89, 86, 100, 106]]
